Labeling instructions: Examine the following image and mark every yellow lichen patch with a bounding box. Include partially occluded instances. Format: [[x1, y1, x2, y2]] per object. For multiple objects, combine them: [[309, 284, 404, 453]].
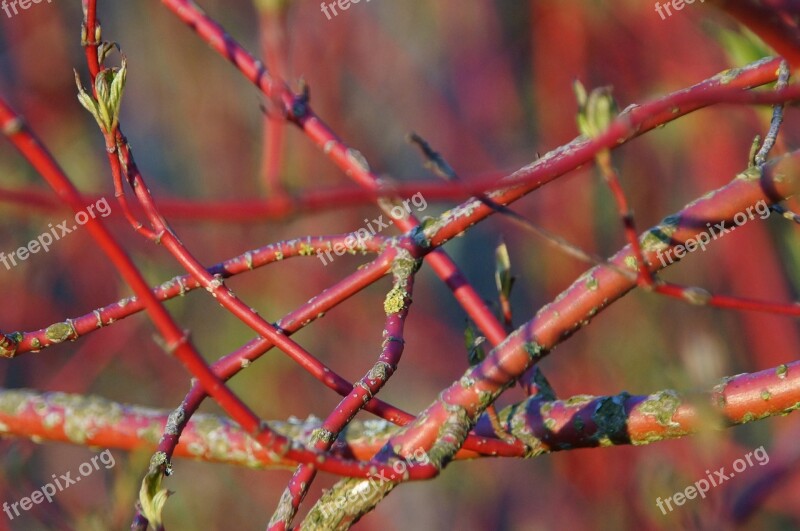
[[383, 286, 407, 315], [45, 322, 74, 343]]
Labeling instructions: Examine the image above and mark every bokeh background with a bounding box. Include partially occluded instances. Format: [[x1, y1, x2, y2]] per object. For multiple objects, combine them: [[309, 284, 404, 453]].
[[1, 0, 799, 529]]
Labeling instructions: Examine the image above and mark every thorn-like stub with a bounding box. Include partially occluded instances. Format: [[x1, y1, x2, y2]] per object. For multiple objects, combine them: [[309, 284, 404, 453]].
[[290, 98, 307, 118], [290, 82, 310, 120]]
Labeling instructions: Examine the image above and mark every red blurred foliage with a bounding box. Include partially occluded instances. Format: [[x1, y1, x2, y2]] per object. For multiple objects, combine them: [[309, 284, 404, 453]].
[[0, 1, 800, 529]]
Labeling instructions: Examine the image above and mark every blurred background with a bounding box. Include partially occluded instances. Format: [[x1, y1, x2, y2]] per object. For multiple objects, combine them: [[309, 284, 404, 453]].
[[0, 0, 799, 529]]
